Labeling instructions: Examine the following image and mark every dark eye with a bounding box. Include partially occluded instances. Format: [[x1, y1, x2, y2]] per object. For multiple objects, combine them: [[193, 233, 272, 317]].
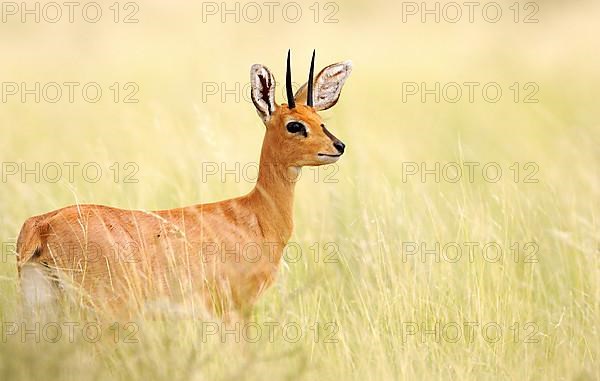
[[286, 121, 307, 137]]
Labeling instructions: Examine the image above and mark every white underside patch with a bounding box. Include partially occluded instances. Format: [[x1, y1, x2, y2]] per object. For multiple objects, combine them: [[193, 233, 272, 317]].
[[20, 263, 60, 318]]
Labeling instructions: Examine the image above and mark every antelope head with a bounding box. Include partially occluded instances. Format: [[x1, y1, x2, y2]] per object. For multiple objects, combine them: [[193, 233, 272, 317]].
[[250, 50, 352, 169]]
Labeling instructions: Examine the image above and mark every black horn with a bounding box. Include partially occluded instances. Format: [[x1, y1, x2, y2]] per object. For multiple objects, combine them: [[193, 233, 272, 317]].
[[286, 49, 295, 109], [307, 50, 315, 107]]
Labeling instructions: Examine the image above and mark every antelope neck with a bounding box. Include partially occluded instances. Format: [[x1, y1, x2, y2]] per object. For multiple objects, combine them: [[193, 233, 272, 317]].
[[247, 141, 298, 242]]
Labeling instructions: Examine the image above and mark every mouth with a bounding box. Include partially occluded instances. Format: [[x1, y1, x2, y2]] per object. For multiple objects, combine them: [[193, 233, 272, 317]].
[[318, 153, 342, 158], [317, 153, 342, 163]]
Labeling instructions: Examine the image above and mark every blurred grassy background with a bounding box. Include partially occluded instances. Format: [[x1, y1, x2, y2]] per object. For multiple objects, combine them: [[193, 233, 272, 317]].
[[0, 0, 599, 380]]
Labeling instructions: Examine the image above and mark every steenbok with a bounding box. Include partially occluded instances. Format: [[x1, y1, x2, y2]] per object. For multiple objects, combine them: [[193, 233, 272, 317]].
[[16, 50, 352, 319]]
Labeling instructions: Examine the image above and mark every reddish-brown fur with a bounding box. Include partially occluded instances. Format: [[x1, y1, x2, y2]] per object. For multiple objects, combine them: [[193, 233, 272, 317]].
[[16, 58, 351, 318]]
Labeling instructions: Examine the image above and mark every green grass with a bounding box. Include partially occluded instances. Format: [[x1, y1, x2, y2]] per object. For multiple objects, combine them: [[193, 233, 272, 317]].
[[1, 1, 599, 380]]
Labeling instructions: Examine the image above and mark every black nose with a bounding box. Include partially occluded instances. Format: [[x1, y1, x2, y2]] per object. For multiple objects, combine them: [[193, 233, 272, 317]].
[[334, 140, 346, 154]]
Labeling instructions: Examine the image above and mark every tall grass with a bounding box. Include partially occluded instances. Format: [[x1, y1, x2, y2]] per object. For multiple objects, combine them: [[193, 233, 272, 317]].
[[1, 0, 598, 380]]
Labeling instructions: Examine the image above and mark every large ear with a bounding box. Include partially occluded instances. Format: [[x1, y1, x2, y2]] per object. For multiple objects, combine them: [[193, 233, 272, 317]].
[[250, 64, 277, 123], [294, 61, 352, 111]]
